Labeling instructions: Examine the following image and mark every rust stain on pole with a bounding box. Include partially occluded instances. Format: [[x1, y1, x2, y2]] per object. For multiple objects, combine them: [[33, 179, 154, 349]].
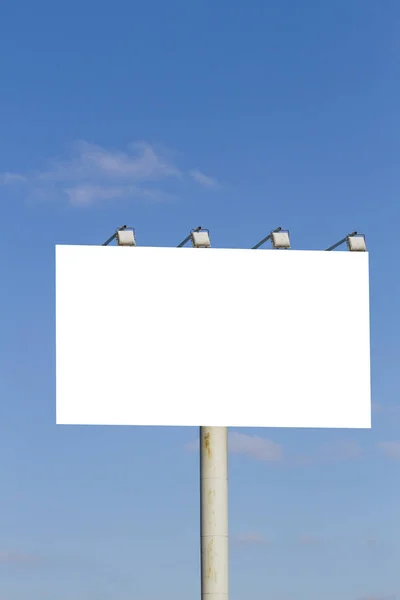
[[206, 538, 217, 582], [204, 431, 212, 459], [208, 489, 216, 504]]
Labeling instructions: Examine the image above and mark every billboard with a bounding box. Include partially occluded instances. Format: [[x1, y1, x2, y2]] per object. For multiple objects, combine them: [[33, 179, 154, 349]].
[[56, 245, 371, 428]]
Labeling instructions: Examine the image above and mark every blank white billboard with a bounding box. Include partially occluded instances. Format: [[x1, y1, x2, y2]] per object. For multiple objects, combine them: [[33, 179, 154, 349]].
[[56, 245, 371, 428]]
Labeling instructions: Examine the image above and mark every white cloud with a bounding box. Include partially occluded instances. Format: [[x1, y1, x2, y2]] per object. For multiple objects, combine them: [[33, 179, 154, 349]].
[[229, 432, 283, 461], [0, 551, 39, 564], [299, 534, 322, 546], [234, 532, 268, 545], [185, 432, 283, 462], [290, 439, 363, 466], [358, 596, 396, 600], [185, 434, 363, 465], [40, 141, 182, 183], [0, 141, 220, 206], [0, 172, 27, 184], [320, 439, 363, 461], [189, 169, 220, 188], [63, 183, 170, 206], [185, 438, 200, 452], [64, 185, 127, 206], [378, 441, 400, 459], [373, 402, 400, 415]]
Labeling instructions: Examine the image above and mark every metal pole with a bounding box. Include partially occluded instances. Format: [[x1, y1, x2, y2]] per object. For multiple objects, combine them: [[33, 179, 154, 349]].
[[200, 426, 229, 600]]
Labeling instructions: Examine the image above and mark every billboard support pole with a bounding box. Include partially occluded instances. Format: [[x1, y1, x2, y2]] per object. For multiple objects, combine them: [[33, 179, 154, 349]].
[[200, 426, 229, 600]]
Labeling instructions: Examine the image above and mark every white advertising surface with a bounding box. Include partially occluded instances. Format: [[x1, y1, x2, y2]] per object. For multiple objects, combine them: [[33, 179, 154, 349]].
[[56, 245, 371, 428]]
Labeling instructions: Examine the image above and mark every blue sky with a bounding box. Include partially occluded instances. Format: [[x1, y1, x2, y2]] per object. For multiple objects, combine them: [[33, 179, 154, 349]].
[[0, 0, 399, 598]]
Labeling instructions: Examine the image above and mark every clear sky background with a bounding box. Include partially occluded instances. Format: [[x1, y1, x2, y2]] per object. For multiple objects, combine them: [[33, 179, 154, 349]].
[[0, 1, 399, 598]]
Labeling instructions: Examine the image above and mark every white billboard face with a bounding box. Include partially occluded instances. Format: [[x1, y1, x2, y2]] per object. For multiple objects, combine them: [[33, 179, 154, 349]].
[[56, 246, 371, 428]]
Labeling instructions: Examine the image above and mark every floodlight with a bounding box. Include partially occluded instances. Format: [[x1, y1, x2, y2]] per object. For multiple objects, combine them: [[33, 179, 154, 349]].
[[177, 226, 202, 248], [346, 234, 366, 252], [326, 231, 366, 252], [252, 227, 290, 250], [191, 229, 211, 248], [271, 230, 290, 249], [116, 228, 136, 247], [102, 225, 135, 247]]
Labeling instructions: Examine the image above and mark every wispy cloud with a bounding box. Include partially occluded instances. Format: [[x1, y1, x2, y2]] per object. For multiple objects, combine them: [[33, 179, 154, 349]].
[[235, 533, 321, 547], [0, 141, 220, 206], [0, 549, 134, 586], [377, 441, 400, 459], [319, 439, 363, 461], [185, 433, 366, 465], [232, 534, 381, 553], [234, 532, 268, 545], [0, 551, 39, 565], [185, 438, 200, 452], [0, 172, 27, 184], [372, 402, 400, 416], [297, 534, 379, 548], [357, 595, 396, 600], [185, 432, 283, 462], [289, 439, 363, 467], [299, 534, 322, 546], [229, 432, 283, 462], [189, 169, 220, 188]]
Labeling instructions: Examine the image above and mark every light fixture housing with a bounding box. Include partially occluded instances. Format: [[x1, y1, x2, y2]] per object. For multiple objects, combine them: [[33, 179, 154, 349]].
[[271, 230, 290, 249], [346, 234, 366, 252], [191, 229, 211, 248], [116, 229, 136, 247]]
